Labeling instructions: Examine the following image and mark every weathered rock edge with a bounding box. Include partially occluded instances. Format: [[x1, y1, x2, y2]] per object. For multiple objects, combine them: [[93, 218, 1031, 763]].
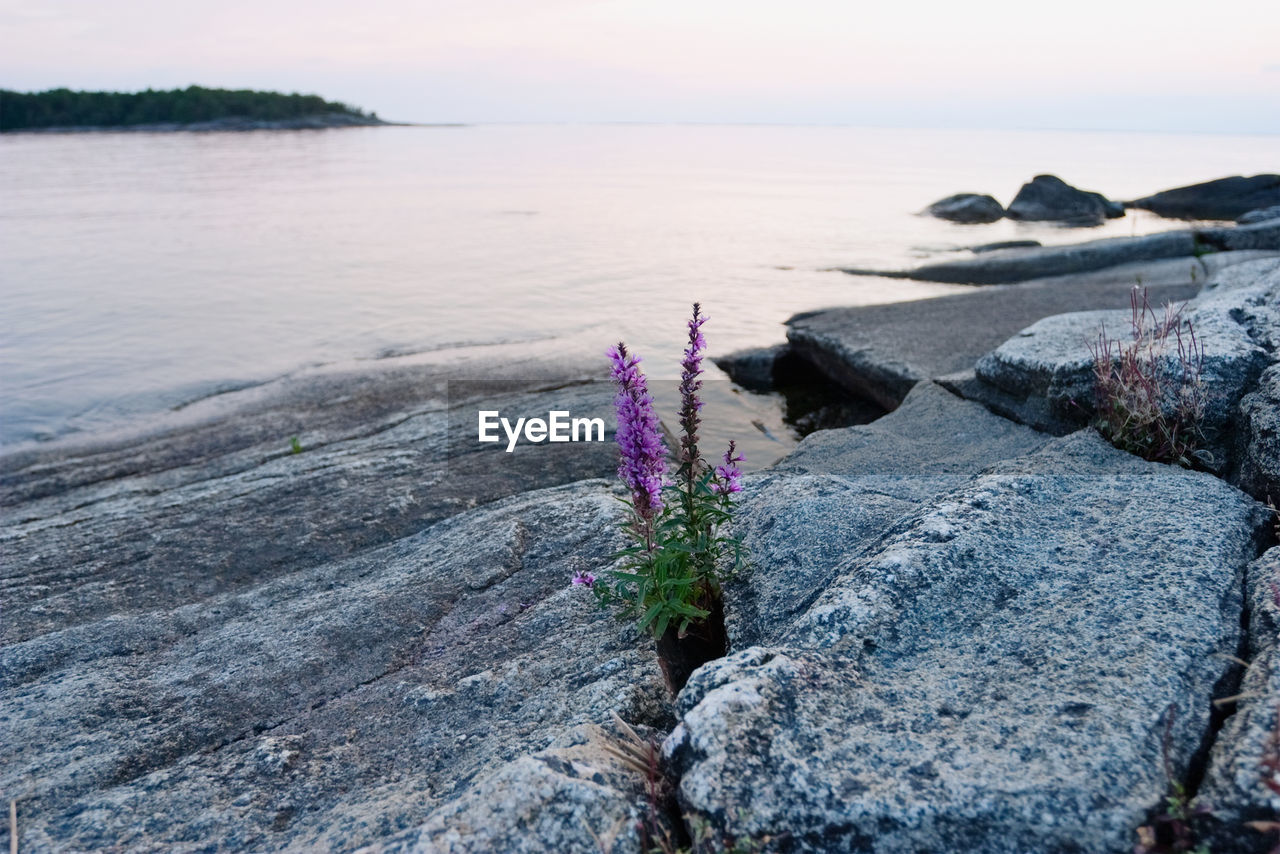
[[841, 220, 1280, 285]]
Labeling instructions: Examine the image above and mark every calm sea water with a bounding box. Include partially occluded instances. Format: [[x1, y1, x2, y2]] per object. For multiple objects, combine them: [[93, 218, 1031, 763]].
[[1, 124, 1276, 447]]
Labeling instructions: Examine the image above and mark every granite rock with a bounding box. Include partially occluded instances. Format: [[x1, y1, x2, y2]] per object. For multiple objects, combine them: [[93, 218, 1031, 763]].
[[371, 724, 670, 854], [667, 432, 1265, 854], [1236, 365, 1280, 504], [971, 257, 1280, 450], [792, 255, 1211, 408], [1196, 548, 1280, 854], [727, 383, 1048, 647], [1, 479, 674, 852]]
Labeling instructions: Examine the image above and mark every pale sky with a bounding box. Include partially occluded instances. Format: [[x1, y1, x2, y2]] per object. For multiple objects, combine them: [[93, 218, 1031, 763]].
[[2, 0, 1278, 132]]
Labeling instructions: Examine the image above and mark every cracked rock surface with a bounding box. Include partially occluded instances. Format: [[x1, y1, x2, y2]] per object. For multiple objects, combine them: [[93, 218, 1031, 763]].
[[1198, 547, 1280, 854], [667, 432, 1265, 854]]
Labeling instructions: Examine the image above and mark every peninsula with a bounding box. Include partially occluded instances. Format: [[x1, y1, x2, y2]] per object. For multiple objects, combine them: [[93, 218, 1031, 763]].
[[0, 85, 388, 132]]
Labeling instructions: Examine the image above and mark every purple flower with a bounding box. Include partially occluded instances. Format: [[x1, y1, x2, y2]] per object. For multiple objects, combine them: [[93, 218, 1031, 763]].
[[712, 440, 744, 494], [606, 342, 668, 528], [678, 303, 708, 467], [571, 569, 596, 587]]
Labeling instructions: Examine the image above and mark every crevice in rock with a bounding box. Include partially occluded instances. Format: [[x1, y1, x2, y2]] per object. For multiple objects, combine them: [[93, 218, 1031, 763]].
[[655, 594, 728, 695], [1134, 512, 1276, 849]]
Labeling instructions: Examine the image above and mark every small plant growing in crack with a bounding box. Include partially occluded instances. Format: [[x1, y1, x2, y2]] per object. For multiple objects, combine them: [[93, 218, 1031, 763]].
[[1089, 286, 1210, 468], [1135, 704, 1212, 854], [578, 303, 745, 692]]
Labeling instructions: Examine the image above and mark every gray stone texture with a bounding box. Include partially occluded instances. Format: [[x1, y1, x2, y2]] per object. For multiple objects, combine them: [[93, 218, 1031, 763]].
[[667, 432, 1264, 854], [1236, 364, 1280, 505], [371, 723, 671, 854], [2, 479, 673, 852], [1197, 548, 1280, 854], [727, 383, 1048, 647]]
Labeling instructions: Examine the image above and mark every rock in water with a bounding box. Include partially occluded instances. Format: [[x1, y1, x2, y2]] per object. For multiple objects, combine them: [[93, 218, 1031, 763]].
[[1005, 174, 1126, 226], [925, 193, 1005, 224], [1130, 174, 1280, 221], [666, 432, 1264, 854]]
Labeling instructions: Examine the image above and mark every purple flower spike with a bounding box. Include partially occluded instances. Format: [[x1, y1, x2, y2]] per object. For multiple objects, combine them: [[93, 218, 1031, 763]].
[[606, 342, 668, 530], [571, 569, 596, 587], [713, 440, 744, 494], [678, 303, 709, 467]]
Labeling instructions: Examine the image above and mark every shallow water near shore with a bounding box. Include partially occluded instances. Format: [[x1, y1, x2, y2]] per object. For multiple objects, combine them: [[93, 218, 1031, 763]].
[[1, 123, 1275, 448]]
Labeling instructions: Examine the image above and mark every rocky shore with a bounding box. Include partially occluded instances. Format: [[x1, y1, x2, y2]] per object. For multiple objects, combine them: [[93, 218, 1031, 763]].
[[4, 213, 1280, 852]]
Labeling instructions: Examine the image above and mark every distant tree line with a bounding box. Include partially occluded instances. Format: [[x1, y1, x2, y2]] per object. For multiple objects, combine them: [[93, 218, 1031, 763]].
[[0, 86, 376, 130]]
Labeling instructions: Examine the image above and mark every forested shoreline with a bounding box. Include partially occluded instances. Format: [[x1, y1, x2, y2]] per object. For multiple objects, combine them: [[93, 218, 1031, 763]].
[[0, 86, 380, 131]]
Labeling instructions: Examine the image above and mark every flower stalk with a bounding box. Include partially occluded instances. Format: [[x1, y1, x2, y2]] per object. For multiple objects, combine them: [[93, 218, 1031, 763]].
[[580, 304, 746, 689]]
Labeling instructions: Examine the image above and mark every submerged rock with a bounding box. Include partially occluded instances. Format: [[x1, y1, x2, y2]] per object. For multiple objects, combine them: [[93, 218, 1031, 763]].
[[1130, 174, 1280, 221], [924, 193, 1004, 224], [902, 229, 1198, 284], [1005, 174, 1125, 226], [667, 432, 1264, 854]]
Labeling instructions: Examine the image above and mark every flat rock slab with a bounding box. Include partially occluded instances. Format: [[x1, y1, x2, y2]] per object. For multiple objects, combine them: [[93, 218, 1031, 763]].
[[0, 361, 619, 647], [871, 222, 1280, 285], [667, 432, 1266, 854], [728, 383, 1048, 646], [787, 255, 1214, 410], [2, 480, 673, 852]]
